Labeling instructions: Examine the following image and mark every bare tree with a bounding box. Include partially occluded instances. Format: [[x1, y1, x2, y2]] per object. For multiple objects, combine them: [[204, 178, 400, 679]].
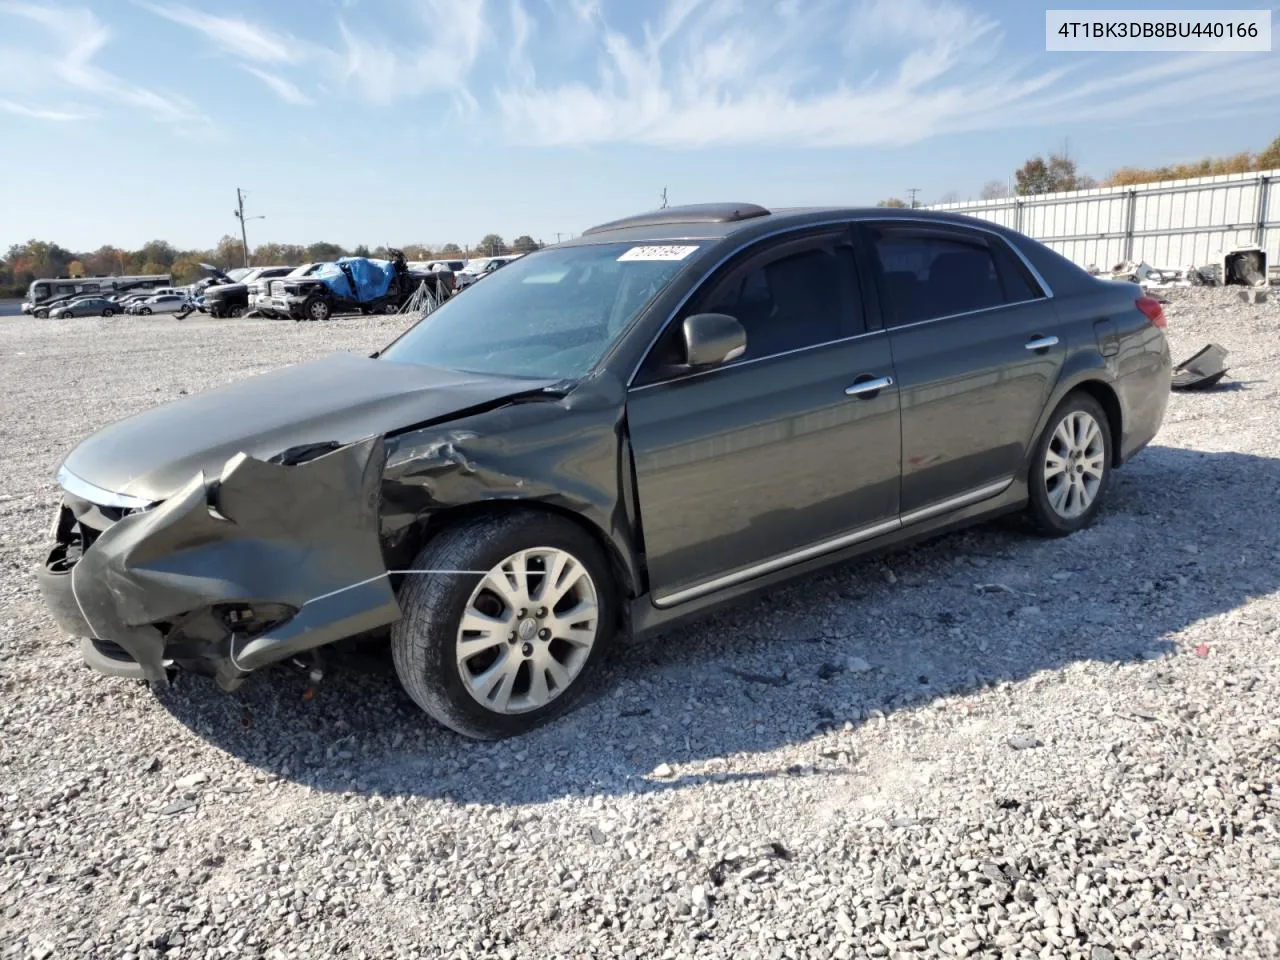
[[980, 180, 1008, 200]]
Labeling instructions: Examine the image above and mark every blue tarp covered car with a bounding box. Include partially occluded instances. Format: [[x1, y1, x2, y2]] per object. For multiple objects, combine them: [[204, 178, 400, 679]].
[[271, 250, 449, 322], [313, 258, 396, 301]]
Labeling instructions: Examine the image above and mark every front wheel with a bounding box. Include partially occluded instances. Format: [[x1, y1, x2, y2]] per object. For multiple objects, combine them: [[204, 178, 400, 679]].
[[1027, 392, 1112, 536], [35, 309, 48, 319], [303, 296, 331, 322], [227, 305, 244, 318], [391, 512, 617, 739], [140, 307, 152, 315]]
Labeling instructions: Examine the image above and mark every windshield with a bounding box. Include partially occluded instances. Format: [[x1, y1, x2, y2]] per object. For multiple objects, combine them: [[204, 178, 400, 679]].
[[378, 242, 699, 379], [28, 281, 49, 301]]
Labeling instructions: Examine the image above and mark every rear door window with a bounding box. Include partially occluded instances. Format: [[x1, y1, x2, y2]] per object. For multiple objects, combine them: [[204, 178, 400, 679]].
[[866, 225, 1042, 327]]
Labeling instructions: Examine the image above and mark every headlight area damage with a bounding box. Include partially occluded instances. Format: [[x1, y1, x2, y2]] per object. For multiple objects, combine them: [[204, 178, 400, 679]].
[[40, 436, 399, 690]]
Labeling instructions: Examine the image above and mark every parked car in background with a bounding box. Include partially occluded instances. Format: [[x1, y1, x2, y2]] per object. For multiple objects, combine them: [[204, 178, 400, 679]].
[[35, 203, 1171, 739], [33, 294, 100, 318], [454, 254, 523, 290], [275, 250, 446, 322], [410, 259, 466, 274], [128, 293, 189, 315], [48, 297, 121, 319], [255, 263, 322, 318], [202, 265, 294, 318], [113, 294, 153, 311], [22, 273, 171, 316]]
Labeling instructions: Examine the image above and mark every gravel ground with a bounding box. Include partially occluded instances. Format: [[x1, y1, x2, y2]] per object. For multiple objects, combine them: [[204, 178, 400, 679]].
[[1, 292, 1278, 960]]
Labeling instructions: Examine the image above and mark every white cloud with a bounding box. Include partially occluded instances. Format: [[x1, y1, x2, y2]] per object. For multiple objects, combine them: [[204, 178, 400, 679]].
[[0, 98, 88, 121], [137, 0, 485, 108], [242, 67, 313, 106], [495, 0, 1280, 148], [0, 1, 203, 125], [334, 0, 486, 107], [137, 2, 300, 64]]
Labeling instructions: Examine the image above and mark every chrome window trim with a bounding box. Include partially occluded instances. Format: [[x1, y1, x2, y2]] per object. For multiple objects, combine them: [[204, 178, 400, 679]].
[[624, 215, 1053, 389], [881, 297, 1044, 332], [629, 328, 887, 393], [652, 478, 1012, 608], [56, 465, 154, 511]]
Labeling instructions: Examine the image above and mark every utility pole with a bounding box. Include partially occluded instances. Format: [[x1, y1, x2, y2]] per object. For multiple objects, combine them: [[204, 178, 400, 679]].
[[232, 188, 265, 268], [907, 188, 921, 209], [555, 232, 563, 244], [659, 187, 668, 209]]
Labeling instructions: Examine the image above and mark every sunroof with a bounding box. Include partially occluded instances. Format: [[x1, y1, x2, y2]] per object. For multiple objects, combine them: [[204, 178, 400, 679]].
[[582, 203, 771, 235]]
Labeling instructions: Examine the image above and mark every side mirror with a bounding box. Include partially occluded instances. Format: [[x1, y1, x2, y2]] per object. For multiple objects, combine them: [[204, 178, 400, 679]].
[[683, 313, 747, 368]]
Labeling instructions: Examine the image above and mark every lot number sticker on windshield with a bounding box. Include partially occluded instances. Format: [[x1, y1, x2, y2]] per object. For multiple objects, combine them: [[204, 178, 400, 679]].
[[617, 245, 699, 262]]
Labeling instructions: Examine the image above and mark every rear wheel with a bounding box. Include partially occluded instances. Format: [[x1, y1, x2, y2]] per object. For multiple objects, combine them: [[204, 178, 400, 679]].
[[391, 512, 617, 739], [227, 305, 244, 318], [102, 308, 114, 317], [1027, 392, 1112, 536]]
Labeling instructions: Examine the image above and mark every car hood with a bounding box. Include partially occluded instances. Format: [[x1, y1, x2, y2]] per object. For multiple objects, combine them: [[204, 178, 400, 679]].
[[203, 282, 248, 299], [60, 351, 560, 501]]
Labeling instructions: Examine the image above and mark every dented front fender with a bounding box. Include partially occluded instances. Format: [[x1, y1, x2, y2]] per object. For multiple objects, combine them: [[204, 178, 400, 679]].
[[71, 436, 399, 684]]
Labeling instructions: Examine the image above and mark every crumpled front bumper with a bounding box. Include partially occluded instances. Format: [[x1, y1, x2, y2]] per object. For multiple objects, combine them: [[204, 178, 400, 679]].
[[35, 437, 401, 688]]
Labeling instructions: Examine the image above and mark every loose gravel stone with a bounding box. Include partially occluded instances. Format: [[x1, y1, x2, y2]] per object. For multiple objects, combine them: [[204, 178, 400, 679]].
[[1, 290, 1278, 958]]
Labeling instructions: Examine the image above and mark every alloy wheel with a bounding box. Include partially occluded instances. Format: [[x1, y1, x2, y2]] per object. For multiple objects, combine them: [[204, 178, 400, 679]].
[[455, 547, 600, 714], [1043, 410, 1106, 519]]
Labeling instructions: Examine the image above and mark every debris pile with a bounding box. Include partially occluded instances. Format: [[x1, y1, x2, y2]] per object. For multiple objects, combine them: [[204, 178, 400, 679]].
[[1088, 244, 1270, 291]]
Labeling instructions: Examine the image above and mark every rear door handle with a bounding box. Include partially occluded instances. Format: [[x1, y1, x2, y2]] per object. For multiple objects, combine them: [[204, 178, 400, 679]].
[[845, 375, 894, 397], [1025, 335, 1059, 351]]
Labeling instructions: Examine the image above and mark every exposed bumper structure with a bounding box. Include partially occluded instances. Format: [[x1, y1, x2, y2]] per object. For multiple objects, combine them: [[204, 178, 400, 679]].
[[36, 437, 401, 688]]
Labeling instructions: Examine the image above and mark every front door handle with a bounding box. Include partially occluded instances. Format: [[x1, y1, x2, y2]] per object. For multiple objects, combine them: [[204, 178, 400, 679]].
[[1025, 335, 1059, 351], [845, 375, 894, 398]]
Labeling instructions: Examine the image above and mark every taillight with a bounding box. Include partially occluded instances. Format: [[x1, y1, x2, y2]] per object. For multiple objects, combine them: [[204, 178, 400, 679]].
[[1136, 296, 1166, 329]]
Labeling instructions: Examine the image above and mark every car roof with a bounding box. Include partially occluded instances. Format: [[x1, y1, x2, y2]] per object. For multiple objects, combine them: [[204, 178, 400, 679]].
[[560, 202, 1027, 247]]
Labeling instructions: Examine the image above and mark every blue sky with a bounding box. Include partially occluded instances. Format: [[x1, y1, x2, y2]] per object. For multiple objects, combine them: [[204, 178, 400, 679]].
[[0, 0, 1277, 251]]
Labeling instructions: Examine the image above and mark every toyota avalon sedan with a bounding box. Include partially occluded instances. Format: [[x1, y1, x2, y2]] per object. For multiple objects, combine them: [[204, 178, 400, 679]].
[[37, 203, 1171, 739]]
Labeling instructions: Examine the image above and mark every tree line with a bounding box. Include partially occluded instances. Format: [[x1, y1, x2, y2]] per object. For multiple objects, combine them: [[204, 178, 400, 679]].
[[878, 131, 1280, 206], [0, 232, 542, 298]]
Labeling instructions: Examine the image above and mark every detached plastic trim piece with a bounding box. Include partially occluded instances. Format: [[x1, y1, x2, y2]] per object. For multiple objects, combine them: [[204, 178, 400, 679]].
[[1171, 343, 1230, 391]]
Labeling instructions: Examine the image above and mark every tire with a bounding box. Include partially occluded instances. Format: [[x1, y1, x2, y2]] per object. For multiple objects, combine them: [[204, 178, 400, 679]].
[[228, 305, 244, 318], [102, 309, 113, 317], [1027, 391, 1113, 537], [303, 296, 331, 322], [392, 512, 618, 739], [35, 309, 48, 319], [140, 307, 152, 315]]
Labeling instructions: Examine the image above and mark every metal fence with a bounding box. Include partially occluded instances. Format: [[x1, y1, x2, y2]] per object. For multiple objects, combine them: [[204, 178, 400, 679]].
[[928, 169, 1278, 272]]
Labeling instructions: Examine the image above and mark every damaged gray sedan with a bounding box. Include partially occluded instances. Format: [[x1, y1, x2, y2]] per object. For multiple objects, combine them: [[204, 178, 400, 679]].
[[38, 203, 1171, 738]]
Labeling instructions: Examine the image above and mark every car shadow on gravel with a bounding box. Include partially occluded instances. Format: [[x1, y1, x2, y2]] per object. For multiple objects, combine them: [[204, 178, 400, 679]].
[[154, 445, 1280, 805]]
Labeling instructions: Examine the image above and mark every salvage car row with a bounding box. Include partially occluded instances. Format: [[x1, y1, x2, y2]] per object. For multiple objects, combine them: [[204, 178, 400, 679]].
[[19, 252, 524, 322]]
